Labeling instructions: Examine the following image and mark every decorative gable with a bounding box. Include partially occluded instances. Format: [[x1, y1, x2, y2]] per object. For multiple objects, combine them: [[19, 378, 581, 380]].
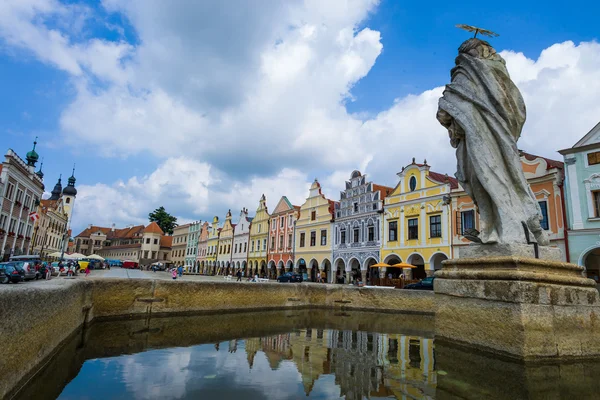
[[573, 121, 600, 148], [272, 196, 293, 214]]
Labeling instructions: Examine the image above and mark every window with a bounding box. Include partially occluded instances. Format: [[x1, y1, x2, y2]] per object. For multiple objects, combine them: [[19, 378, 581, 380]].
[[6, 182, 15, 200], [24, 195, 30, 208], [15, 189, 23, 204], [539, 201, 550, 230], [310, 231, 316, 246], [146, 238, 150, 244], [430, 215, 442, 238], [280, 217, 284, 228], [279, 235, 283, 249], [251, 241, 255, 252], [311, 211, 316, 221], [234, 244, 238, 253], [388, 221, 397, 241], [0, 214, 6, 230], [321, 230, 327, 246], [154, 238, 158, 245], [373, 203, 377, 210], [288, 234, 292, 248], [409, 176, 417, 191], [368, 225, 374, 242], [353, 203, 358, 212], [288, 215, 293, 226], [95, 240, 101, 246], [461, 210, 475, 234], [588, 151, 600, 166], [258, 224, 261, 233], [244, 242, 247, 252], [263, 238, 267, 251], [353, 228, 359, 243], [300, 233, 305, 247], [408, 218, 419, 240], [340, 229, 346, 244]]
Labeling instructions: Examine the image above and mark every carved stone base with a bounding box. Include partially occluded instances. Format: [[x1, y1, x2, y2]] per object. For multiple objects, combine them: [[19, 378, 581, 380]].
[[435, 257, 600, 360], [459, 242, 563, 261]]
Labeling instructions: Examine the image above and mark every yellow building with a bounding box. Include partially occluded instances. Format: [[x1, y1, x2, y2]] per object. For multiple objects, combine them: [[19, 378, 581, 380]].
[[382, 159, 456, 279], [205, 216, 220, 274], [294, 179, 336, 282], [247, 194, 270, 277], [216, 210, 235, 275]]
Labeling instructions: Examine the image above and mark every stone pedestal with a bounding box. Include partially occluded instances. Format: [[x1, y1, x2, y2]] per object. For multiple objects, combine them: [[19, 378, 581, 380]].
[[435, 249, 600, 361]]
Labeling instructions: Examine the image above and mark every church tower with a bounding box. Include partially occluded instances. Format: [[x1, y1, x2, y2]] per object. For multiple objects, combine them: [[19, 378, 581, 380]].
[[61, 166, 77, 229]]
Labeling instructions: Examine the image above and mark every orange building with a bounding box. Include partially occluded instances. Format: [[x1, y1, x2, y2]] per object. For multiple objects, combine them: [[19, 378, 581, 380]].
[[451, 151, 567, 260]]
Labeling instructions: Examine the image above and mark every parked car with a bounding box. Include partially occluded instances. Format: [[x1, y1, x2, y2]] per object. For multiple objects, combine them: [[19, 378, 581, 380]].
[[277, 272, 303, 283], [404, 276, 435, 290], [0, 263, 23, 284], [12, 261, 39, 280], [50, 262, 63, 276]]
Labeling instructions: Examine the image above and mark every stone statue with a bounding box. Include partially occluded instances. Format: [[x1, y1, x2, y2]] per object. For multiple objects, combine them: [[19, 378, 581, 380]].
[[436, 38, 549, 246]]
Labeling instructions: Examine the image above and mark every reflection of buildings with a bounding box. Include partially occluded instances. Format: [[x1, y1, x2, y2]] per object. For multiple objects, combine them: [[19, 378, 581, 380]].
[[243, 329, 436, 399]]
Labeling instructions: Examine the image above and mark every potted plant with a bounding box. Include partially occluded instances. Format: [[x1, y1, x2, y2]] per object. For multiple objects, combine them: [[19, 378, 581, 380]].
[[25, 236, 31, 241], [17, 234, 24, 239], [8, 231, 15, 237]]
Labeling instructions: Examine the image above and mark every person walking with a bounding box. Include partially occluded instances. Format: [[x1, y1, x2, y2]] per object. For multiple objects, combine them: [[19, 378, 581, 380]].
[[236, 269, 242, 282], [172, 268, 177, 280], [85, 265, 90, 277]]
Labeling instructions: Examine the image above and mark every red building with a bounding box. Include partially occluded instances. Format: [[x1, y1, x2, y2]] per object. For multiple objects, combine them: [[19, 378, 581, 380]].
[[267, 196, 300, 277]]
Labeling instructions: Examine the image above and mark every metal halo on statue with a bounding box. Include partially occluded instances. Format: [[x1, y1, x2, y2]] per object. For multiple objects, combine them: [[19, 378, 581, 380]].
[[456, 24, 499, 38]]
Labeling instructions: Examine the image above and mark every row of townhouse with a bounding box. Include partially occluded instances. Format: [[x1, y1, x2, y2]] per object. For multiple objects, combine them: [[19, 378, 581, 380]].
[[188, 151, 566, 284]]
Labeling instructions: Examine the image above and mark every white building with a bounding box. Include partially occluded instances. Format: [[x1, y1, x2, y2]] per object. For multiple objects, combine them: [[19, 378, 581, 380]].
[[232, 208, 252, 274]]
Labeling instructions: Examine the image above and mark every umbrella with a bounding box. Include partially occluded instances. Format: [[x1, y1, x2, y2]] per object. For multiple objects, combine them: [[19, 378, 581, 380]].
[[370, 262, 390, 268], [48, 251, 62, 258], [87, 254, 105, 261], [64, 252, 86, 260], [391, 262, 417, 269]]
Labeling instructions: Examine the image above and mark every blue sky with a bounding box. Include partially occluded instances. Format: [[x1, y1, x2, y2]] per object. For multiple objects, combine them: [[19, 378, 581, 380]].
[[1, 0, 599, 233]]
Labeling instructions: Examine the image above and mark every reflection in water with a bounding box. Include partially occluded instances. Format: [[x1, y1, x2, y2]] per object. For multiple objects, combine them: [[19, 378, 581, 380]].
[[57, 329, 434, 400], [16, 310, 436, 400], [15, 309, 600, 400]]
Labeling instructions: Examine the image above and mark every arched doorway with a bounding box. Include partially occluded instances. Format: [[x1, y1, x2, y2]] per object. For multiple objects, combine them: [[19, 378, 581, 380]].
[[309, 259, 319, 282], [278, 261, 285, 276], [297, 258, 307, 278], [334, 258, 346, 284], [407, 253, 427, 280], [260, 261, 266, 278], [581, 247, 600, 283], [364, 257, 379, 285], [200, 261, 205, 274], [321, 259, 331, 283], [268, 261, 276, 279], [430, 253, 449, 276], [242, 261, 247, 277], [383, 254, 402, 281], [286, 260, 294, 272], [226, 262, 231, 276], [348, 258, 361, 284]]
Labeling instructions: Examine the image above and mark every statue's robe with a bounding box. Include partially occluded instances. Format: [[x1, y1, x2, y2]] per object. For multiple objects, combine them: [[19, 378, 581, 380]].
[[437, 38, 548, 245]]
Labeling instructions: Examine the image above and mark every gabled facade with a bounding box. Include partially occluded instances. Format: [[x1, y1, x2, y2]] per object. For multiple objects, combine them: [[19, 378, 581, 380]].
[[186, 221, 201, 272], [332, 170, 392, 284], [171, 223, 190, 267], [32, 198, 69, 259], [216, 210, 236, 275], [93, 222, 171, 264], [196, 221, 210, 273], [205, 216, 220, 273], [560, 122, 600, 280], [0, 141, 45, 260], [452, 151, 566, 262], [383, 160, 456, 280], [248, 195, 270, 277], [267, 196, 299, 277], [232, 208, 252, 274], [294, 179, 336, 282]]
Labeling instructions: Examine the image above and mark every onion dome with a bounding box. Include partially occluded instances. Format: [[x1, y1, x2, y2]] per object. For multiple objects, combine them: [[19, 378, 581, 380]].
[[26, 138, 39, 167], [49, 176, 62, 200], [62, 166, 77, 196]]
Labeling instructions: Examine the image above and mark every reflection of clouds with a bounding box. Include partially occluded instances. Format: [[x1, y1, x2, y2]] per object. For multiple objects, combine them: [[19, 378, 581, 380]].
[[119, 348, 192, 400]]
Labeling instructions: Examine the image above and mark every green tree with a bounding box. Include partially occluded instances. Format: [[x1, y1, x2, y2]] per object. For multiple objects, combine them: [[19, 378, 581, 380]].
[[148, 206, 178, 235]]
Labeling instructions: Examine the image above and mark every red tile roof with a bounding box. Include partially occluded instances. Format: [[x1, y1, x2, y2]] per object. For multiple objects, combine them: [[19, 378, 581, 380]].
[[373, 184, 394, 200], [75, 225, 112, 238], [428, 171, 459, 189], [160, 236, 173, 248], [520, 151, 564, 170], [143, 222, 164, 234]]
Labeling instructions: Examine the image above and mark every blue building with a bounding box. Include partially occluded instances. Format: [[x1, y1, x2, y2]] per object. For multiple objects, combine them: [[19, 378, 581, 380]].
[[559, 121, 600, 282]]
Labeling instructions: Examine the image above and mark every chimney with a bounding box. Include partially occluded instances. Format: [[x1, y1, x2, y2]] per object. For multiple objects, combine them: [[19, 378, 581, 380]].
[[88, 224, 92, 229], [111, 223, 115, 232]]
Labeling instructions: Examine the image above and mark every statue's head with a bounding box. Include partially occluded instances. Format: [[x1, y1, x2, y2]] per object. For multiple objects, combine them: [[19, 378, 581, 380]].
[[458, 38, 503, 63]]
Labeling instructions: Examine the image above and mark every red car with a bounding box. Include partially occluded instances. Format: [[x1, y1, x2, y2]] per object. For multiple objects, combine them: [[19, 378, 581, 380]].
[[122, 261, 138, 269]]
